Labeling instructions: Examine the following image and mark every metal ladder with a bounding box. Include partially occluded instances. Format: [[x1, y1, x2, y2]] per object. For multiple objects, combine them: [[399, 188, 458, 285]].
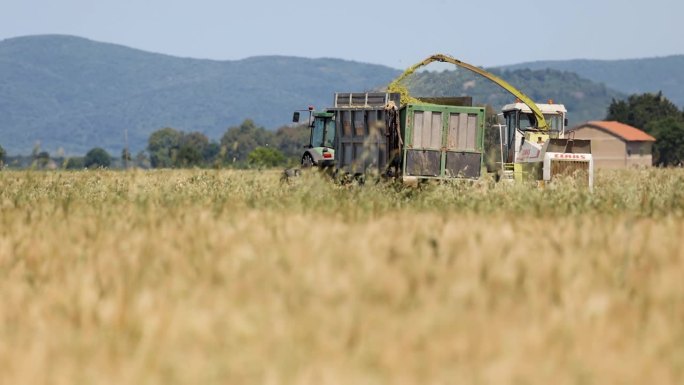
[[501, 163, 515, 181]]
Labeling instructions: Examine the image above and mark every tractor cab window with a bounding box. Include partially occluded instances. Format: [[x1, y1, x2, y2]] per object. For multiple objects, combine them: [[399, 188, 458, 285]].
[[311, 118, 325, 148], [324, 119, 336, 148], [311, 117, 336, 148]]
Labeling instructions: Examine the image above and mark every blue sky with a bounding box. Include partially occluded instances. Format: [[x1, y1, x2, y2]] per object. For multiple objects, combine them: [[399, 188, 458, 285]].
[[1, 0, 682, 68]]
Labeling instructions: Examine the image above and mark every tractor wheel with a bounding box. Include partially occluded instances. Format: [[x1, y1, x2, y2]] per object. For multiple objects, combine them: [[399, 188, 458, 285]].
[[301, 153, 315, 168]]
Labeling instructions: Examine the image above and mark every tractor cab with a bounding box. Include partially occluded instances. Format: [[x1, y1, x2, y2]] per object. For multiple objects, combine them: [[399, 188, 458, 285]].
[[292, 108, 336, 167]]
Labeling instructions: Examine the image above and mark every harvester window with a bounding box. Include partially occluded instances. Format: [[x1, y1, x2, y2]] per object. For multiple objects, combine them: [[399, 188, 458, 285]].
[[505, 112, 517, 150], [543, 114, 563, 133], [519, 113, 535, 130]]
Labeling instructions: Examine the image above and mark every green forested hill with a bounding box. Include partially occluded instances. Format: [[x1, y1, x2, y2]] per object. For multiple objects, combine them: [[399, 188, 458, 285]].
[[0, 35, 400, 154], [501, 56, 684, 108], [0, 35, 669, 155], [405, 67, 626, 124]]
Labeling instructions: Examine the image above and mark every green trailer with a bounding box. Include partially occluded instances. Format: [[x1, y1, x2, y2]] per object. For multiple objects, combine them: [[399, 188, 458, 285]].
[[328, 93, 485, 182], [400, 103, 485, 181]]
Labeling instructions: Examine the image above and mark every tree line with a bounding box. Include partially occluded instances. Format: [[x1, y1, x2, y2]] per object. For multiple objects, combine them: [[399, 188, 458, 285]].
[[0, 120, 310, 170], [145, 119, 309, 169], [1, 93, 683, 169]]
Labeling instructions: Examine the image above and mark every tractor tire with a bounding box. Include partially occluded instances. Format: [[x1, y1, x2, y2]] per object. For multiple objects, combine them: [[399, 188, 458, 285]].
[[301, 153, 315, 168]]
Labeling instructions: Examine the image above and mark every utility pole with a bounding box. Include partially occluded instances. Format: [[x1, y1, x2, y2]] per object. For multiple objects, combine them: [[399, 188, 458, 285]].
[[124, 127, 129, 169]]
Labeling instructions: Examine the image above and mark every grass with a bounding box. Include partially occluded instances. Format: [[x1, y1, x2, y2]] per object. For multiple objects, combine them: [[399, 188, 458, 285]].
[[1, 168, 683, 384]]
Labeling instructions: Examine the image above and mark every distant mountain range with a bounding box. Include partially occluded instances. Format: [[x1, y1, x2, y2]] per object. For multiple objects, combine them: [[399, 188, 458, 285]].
[[0, 35, 681, 155], [0, 35, 398, 154], [501, 56, 684, 108]]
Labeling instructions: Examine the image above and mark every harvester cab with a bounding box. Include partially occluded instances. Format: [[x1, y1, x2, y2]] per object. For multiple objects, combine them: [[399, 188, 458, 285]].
[[500, 101, 593, 189], [501, 101, 568, 164], [292, 107, 336, 168]]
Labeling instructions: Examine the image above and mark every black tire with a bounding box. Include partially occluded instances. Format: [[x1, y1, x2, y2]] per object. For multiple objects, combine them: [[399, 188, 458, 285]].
[[301, 153, 315, 168]]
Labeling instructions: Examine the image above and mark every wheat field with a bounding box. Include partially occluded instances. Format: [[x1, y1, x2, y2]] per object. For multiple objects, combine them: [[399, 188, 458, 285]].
[[1, 169, 683, 384]]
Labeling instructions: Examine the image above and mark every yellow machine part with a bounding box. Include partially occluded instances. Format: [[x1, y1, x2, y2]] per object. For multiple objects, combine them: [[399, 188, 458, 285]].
[[526, 132, 549, 143], [387, 53, 549, 131]]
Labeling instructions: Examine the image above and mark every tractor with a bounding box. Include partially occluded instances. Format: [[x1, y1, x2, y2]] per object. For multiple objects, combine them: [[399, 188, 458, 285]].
[[292, 107, 335, 168]]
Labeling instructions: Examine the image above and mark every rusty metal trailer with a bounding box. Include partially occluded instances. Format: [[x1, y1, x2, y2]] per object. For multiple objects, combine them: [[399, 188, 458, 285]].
[[330, 92, 400, 174]]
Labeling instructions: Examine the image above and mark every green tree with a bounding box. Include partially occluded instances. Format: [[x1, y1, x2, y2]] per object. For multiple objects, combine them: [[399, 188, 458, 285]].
[[34, 151, 51, 169], [148, 127, 183, 168], [606, 92, 681, 133], [247, 146, 286, 168], [0, 144, 5, 168], [203, 142, 221, 166], [177, 131, 209, 167], [84, 147, 112, 168], [646, 117, 684, 166], [274, 124, 310, 161], [220, 120, 275, 165], [64, 157, 85, 170]]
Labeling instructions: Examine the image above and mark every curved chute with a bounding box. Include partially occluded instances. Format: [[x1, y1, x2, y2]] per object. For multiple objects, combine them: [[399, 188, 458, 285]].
[[388, 53, 549, 131]]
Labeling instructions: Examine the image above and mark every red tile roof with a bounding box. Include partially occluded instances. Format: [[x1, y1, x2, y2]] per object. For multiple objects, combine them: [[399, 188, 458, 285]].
[[585, 121, 656, 142]]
